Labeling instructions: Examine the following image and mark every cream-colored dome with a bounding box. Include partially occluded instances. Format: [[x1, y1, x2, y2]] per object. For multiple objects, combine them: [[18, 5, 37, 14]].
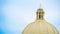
[[22, 7, 59, 34], [22, 20, 59, 34]]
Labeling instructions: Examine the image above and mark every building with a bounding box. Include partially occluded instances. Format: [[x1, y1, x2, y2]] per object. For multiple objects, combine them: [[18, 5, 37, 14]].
[[22, 4, 59, 34]]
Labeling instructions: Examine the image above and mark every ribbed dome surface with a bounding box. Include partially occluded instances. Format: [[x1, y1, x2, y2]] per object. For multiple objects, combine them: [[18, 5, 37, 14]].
[[22, 5, 59, 34], [22, 20, 59, 34]]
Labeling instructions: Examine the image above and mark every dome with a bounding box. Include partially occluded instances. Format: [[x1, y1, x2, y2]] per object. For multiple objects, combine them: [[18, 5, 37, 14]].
[[22, 20, 58, 34], [22, 7, 59, 34]]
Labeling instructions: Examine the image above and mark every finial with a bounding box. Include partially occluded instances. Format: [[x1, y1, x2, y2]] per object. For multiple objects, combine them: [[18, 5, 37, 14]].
[[39, 3, 42, 9], [39, 0, 43, 9]]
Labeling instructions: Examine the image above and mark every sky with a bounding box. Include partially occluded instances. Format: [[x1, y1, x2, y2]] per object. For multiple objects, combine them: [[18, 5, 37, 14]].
[[0, 0, 60, 34]]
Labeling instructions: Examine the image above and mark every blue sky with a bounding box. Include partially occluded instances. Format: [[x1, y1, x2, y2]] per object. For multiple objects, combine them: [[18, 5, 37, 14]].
[[0, 0, 60, 34]]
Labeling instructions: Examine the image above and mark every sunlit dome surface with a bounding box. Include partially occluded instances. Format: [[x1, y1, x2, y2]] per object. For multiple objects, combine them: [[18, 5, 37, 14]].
[[22, 20, 58, 34], [22, 7, 59, 34]]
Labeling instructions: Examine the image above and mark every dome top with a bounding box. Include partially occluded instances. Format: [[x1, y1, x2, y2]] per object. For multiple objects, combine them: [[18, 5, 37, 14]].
[[22, 3, 59, 34]]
